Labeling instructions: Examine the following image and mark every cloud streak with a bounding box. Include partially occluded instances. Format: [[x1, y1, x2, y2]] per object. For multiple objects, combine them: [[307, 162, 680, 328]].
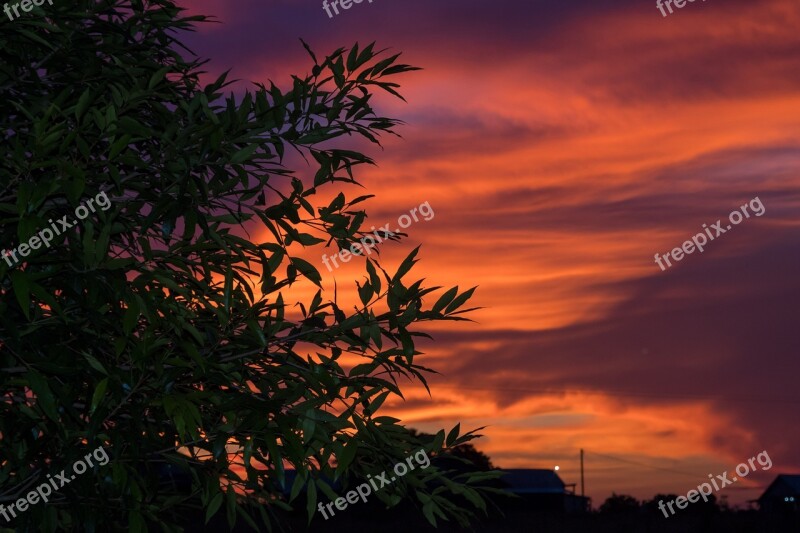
[[179, 0, 800, 505]]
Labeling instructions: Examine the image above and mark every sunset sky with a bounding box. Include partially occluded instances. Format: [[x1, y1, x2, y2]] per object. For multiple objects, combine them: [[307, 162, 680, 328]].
[[180, 0, 800, 506]]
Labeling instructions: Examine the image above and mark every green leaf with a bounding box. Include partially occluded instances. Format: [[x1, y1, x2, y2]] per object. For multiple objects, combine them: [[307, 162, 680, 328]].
[[123, 299, 140, 335], [445, 287, 477, 314], [462, 487, 487, 511], [90, 378, 109, 414], [466, 471, 504, 483], [331, 56, 346, 88], [366, 390, 390, 415], [10, 271, 31, 319], [230, 144, 259, 164], [336, 439, 358, 475], [422, 502, 438, 527], [148, 66, 170, 89], [431, 429, 446, 452], [129, 511, 146, 533], [349, 362, 376, 377], [305, 481, 317, 523], [366, 259, 381, 292], [75, 87, 92, 121], [289, 472, 305, 502], [28, 371, 59, 422], [109, 134, 132, 159], [432, 286, 458, 314], [83, 353, 108, 375], [393, 246, 420, 282], [226, 485, 237, 528], [295, 233, 325, 246], [446, 423, 461, 447], [205, 491, 224, 524], [290, 257, 322, 287], [346, 43, 359, 72]]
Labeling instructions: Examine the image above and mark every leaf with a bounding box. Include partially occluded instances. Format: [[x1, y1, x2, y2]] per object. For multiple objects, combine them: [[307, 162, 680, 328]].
[[90, 378, 109, 415], [123, 299, 140, 335], [346, 43, 359, 72], [446, 423, 461, 447], [431, 429, 445, 452], [462, 487, 487, 511], [371, 54, 402, 78], [117, 116, 151, 137], [205, 491, 224, 524], [295, 233, 325, 246], [366, 390, 390, 415], [336, 439, 358, 475], [75, 87, 92, 121], [356, 42, 376, 69], [422, 502, 438, 527], [108, 134, 132, 159], [10, 271, 31, 319], [300, 38, 318, 65], [148, 66, 170, 89], [445, 287, 477, 314], [393, 246, 420, 282], [302, 414, 315, 445], [129, 511, 146, 533], [366, 259, 381, 292], [399, 329, 414, 359], [83, 353, 108, 375], [466, 471, 505, 483], [289, 472, 305, 502], [349, 362, 376, 377], [28, 371, 59, 422], [432, 286, 458, 314], [305, 481, 317, 524], [230, 144, 259, 164], [226, 485, 237, 528], [290, 257, 322, 287]]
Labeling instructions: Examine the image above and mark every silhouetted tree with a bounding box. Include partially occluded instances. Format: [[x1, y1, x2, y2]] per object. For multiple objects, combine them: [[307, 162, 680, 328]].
[[0, 1, 498, 530], [600, 493, 640, 514], [408, 428, 496, 471], [449, 443, 496, 471]]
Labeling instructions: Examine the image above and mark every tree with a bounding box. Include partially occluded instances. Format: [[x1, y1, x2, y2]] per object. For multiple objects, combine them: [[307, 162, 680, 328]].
[[643, 492, 720, 517], [0, 1, 500, 530], [443, 442, 497, 471], [599, 493, 640, 514], [408, 429, 496, 471]]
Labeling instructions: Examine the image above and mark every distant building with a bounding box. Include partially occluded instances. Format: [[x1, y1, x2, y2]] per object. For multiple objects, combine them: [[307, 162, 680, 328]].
[[758, 474, 800, 513], [500, 468, 590, 513]]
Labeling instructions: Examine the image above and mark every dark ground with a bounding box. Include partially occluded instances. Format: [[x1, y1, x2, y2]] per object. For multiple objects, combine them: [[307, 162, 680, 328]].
[[195, 500, 800, 532]]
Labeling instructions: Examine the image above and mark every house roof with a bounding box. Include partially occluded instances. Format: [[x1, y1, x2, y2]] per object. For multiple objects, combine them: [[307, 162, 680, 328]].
[[758, 474, 800, 501], [500, 469, 566, 494], [780, 475, 800, 493]]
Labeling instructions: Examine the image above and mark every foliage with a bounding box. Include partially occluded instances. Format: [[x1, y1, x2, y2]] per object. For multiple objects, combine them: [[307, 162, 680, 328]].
[[599, 493, 640, 514], [409, 429, 497, 471], [0, 0, 498, 530], [642, 493, 721, 516]]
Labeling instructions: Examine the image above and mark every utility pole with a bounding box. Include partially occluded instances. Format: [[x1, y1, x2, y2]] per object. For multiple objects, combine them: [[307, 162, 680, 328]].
[[580, 448, 585, 497]]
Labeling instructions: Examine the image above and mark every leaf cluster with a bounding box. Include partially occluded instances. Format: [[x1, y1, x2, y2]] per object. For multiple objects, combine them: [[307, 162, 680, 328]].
[[0, 1, 497, 531]]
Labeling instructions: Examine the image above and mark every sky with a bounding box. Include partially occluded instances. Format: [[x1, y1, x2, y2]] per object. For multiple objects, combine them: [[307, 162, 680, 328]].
[[178, 0, 800, 507]]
